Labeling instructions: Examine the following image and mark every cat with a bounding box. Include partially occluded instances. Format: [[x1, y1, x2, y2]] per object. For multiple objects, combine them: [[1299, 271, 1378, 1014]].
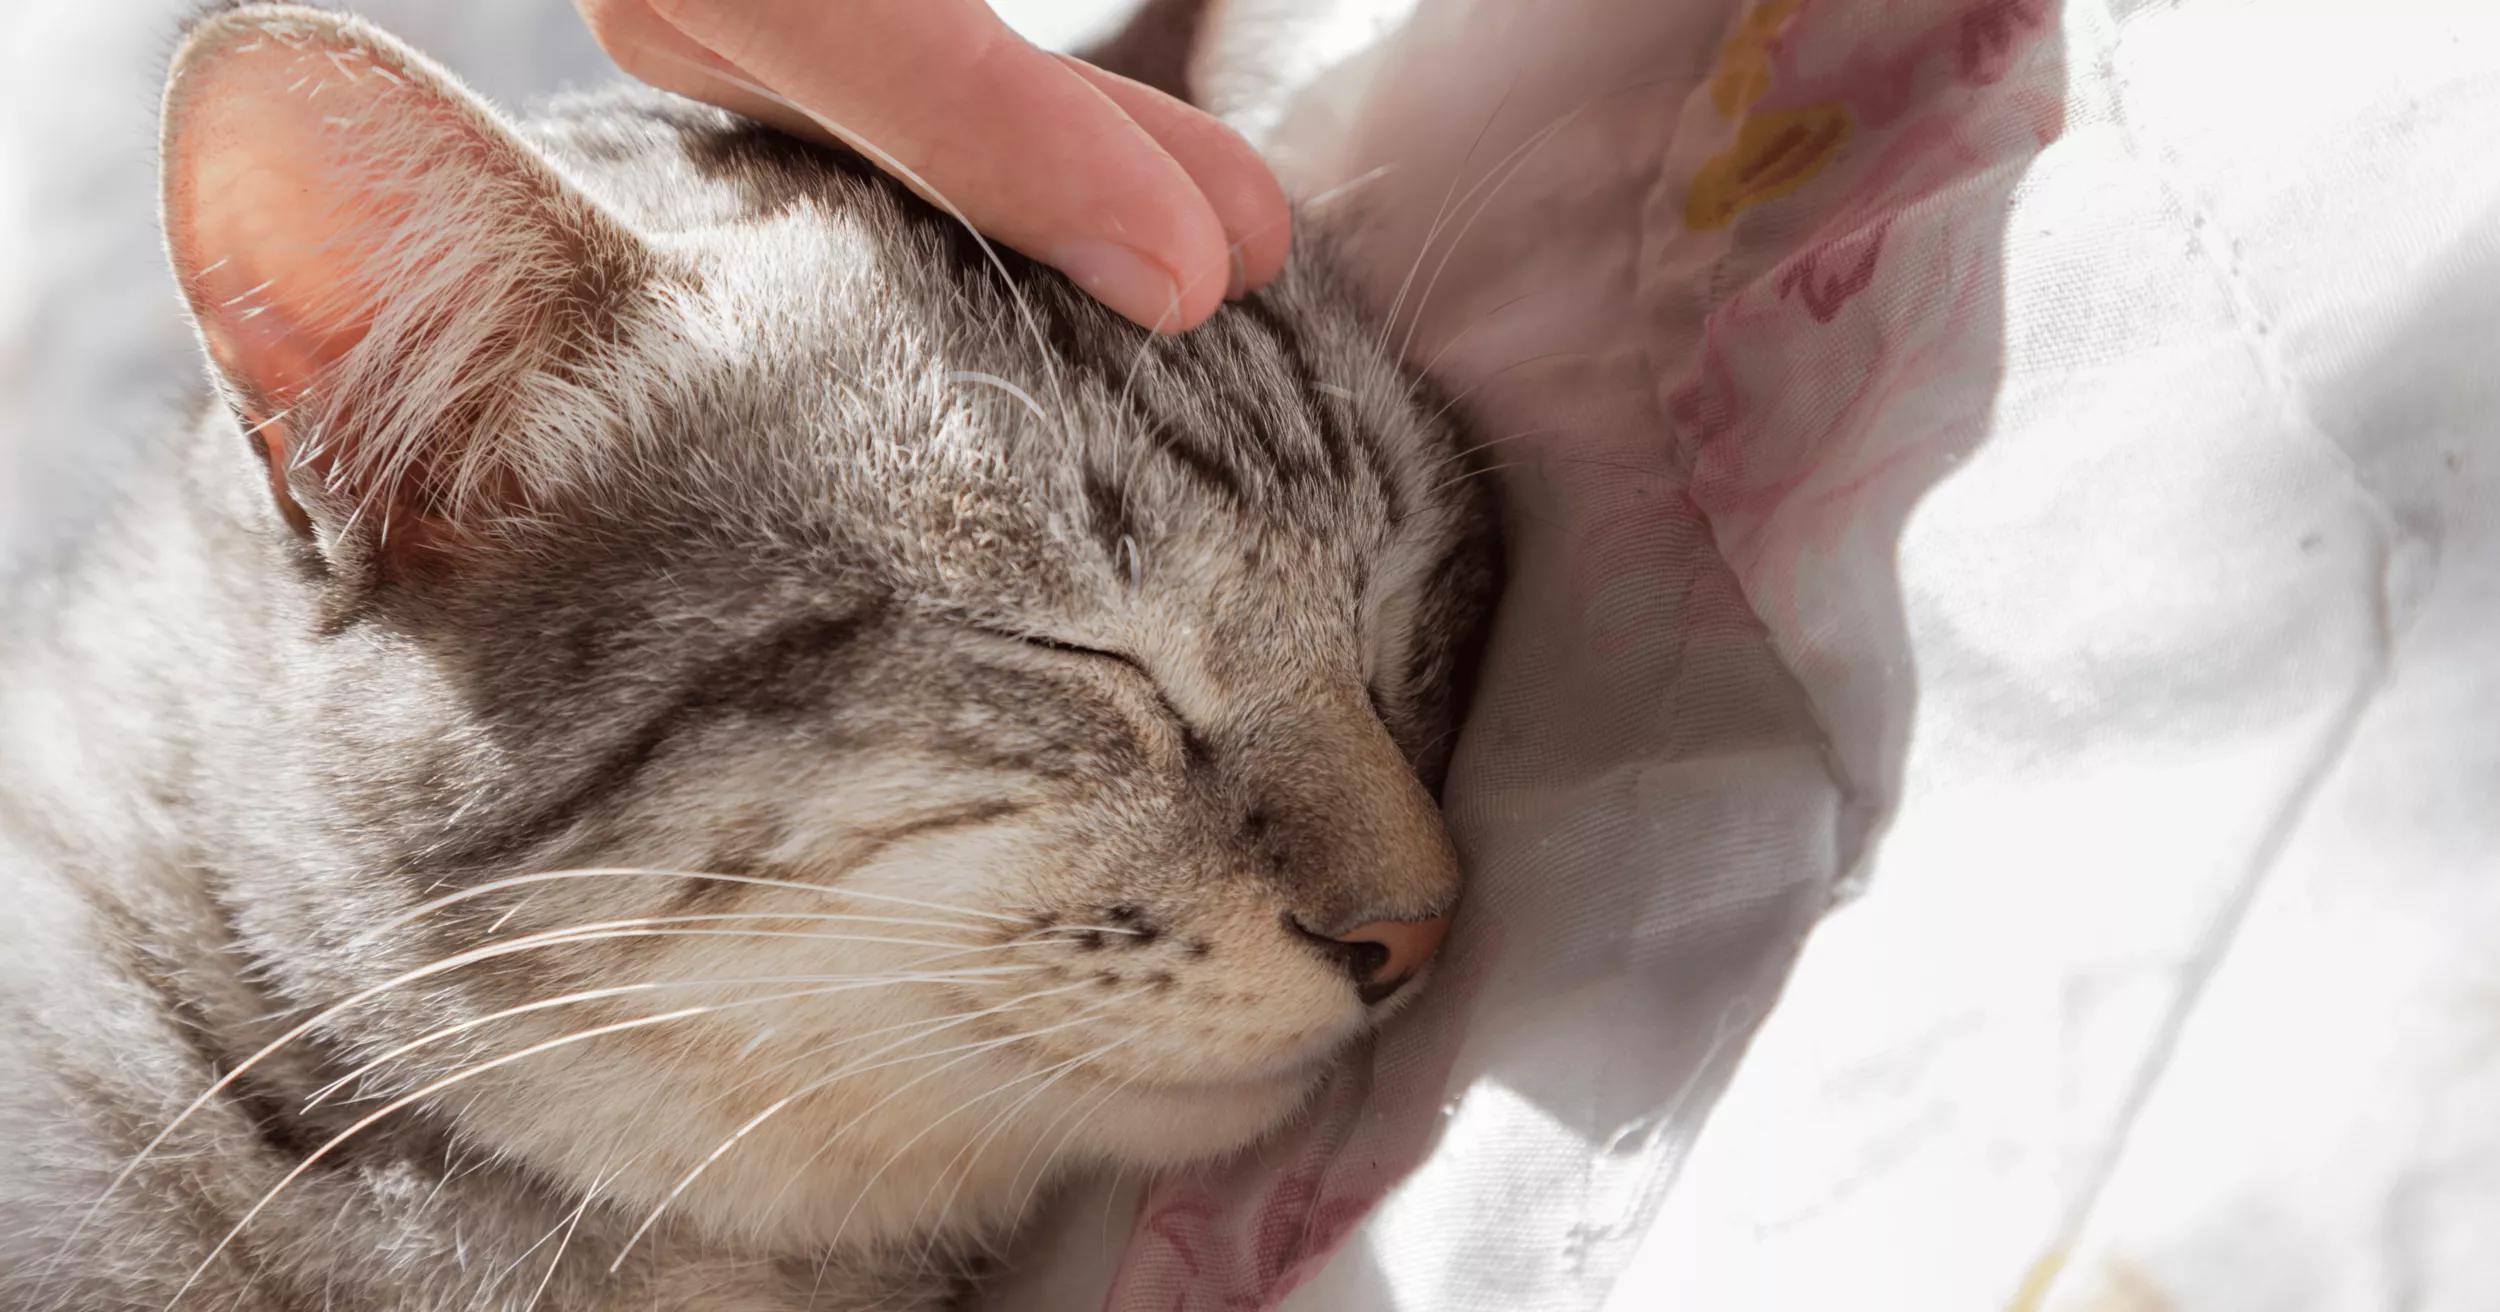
[[0, 4, 1499, 1310]]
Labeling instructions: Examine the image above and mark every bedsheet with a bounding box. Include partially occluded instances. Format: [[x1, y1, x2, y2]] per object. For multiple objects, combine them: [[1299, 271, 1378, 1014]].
[[1126, 2, 2500, 1309], [6, 3, 2495, 1311]]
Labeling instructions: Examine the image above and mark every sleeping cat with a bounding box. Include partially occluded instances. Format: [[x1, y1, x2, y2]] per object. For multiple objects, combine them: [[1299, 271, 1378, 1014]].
[[0, 4, 1497, 1310]]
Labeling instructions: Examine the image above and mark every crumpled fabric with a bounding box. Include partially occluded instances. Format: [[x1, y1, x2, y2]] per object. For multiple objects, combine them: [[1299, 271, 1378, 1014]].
[[1047, 1, 2500, 1309], [8, 4, 2496, 1311]]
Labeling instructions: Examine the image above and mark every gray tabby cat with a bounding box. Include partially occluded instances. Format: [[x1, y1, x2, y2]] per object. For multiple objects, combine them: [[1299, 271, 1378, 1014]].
[[0, 4, 1498, 1310]]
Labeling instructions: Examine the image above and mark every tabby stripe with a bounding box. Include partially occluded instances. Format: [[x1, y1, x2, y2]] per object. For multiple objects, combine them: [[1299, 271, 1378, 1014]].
[[671, 799, 1029, 914], [1357, 402, 1409, 526], [852, 798, 1030, 860], [103, 896, 328, 1165], [1080, 463, 1135, 565], [1404, 533, 1485, 691], [1129, 405, 1246, 505], [436, 607, 884, 868], [1220, 294, 1360, 489]]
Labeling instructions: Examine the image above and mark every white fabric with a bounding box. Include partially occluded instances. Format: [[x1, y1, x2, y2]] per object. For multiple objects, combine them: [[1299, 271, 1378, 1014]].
[[6, 4, 2495, 1311], [1193, 2, 2500, 1309]]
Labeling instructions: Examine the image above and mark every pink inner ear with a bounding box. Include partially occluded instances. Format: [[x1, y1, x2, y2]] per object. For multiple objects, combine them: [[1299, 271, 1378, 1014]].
[[164, 29, 450, 481], [162, 13, 646, 559]]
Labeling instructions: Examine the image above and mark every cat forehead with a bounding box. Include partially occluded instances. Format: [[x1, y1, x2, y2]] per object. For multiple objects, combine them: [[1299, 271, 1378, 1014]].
[[513, 94, 1470, 626]]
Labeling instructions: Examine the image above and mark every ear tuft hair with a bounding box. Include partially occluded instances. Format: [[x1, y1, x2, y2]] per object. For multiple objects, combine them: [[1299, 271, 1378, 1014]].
[[162, 4, 655, 565]]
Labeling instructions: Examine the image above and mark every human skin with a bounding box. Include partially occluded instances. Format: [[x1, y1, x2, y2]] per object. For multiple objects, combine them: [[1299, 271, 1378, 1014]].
[[574, 0, 1291, 332]]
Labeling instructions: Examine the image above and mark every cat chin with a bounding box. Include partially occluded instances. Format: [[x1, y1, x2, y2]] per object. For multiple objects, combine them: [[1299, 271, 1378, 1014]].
[[1083, 1049, 1343, 1168], [642, 1062, 1323, 1256]]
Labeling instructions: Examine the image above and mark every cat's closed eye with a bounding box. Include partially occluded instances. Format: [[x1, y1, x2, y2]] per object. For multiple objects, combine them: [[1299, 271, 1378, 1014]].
[[975, 626, 1214, 764], [979, 628, 1148, 671], [0, 7, 1502, 1309]]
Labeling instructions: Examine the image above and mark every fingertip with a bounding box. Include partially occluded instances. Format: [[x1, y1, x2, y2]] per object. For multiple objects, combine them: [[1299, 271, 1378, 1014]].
[[1224, 165, 1293, 297], [1048, 237, 1219, 334], [637, 2, 1237, 332], [1057, 58, 1292, 303], [1193, 136, 1292, 299]]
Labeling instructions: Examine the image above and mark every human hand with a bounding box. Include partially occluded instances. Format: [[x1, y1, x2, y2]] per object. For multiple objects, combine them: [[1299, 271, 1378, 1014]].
[[575, 0, 1290, 332]]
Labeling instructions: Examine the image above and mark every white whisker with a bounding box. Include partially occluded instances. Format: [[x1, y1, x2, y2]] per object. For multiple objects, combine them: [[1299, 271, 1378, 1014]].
[[164, 976, 895, 1310], [1395, 114, 1575, 363], [1377, 78, 1520, 359], [635, 47, 1064, 404], [1423, 349, 1588, 426], [818, 998, 1146, 1252], [1302, 162, 1398, 212], [76, 906, 1068, 1264], [1386, 72, 1682, 363], [908, 1037, 1127, 1272], [302, 966, 1039, 1110], [361, 867, 1030, 943], [946, 370, 1051, 430], [610, 985, 1126, 1269], [1447, 425, 1573, 468], [1011, 1061, 1148, 1220]]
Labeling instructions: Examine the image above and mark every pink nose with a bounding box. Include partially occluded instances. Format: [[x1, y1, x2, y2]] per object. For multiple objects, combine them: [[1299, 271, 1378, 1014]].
[[1285, 912, 1451, 1005]]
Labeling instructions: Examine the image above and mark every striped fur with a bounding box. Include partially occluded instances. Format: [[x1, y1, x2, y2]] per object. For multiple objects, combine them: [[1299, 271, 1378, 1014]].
[[0, 6, 1500, 1310]]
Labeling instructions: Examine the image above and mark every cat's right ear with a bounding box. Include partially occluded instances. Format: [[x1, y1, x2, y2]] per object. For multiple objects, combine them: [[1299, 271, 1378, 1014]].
[[160, 5, 654, 576]]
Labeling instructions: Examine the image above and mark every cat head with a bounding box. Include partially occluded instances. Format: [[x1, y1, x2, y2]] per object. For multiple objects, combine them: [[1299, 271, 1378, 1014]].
[[160, 4, 1497, 1248]]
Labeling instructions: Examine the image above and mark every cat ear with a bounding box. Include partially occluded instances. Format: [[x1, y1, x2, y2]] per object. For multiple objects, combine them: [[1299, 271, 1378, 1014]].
[[161, 6, 652, 568]]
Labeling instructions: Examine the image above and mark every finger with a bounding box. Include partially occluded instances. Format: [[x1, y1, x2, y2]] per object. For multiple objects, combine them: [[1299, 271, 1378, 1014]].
[[647, 0, 1232, 333], [575, 0, 805, 134], [1057, 56, 1291, 300]]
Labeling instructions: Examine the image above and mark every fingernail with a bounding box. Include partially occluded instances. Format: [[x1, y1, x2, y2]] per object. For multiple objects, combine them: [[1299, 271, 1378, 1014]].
[[1225, 248, 1248, 301], [1049, 239, 1184, 329]]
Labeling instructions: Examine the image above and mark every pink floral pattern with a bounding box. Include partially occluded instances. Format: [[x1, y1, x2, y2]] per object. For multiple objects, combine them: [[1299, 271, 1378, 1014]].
[[1097, 1, 2066, 1305]]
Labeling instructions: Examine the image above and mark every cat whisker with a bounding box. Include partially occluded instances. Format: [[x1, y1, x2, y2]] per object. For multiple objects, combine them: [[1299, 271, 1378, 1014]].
[[610, 984, 1126, 1269], [1546, 453, 1681, 481], [1382, 71, 1681, 362], [1407, 289, 1533, 386], [82, 913, 1060, 1259], [636, 47, 1064, 402], [813, 999, 1147, 1255], [905, 1037, 1125, 1274], [362, 867, 1028, 944], [468, 907, 1048, 941], [301, 966, 1041, 1111], [899, 1035, 1133, 1272], [487, 1178, 591, 1302], [513, 1162, 616, 1312], [1010, 1059, 1151, 1223], [1014, 922, 1146, 939], [166, 974, 929, 1311], [1301, 161, 1398, 212], [1376, 77, 1521, 360], [1428, 455, 1538, 497], [1109, 209, 1298, 512], [493, 982, 1087, 1291], [1095, 1161, 1134, 1263], [483, 886, 543, 935], [946, 369, 1055, 434], [460, 923, 1058, 954], [1423, 349, 1590, 427], [59, 919, 713, 1276], [847, 927, 1133, 981], [1392, 113, 1575, 364], [1447, 425, 1575, 468], [639, 981, 1064, 1146]]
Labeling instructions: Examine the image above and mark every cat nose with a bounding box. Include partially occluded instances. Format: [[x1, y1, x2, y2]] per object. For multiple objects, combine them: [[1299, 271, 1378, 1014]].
[[1284, 911, 1451, 1006]]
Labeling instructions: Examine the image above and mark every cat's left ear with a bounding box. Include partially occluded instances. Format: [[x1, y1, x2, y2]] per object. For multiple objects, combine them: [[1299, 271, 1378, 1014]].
[[161, 5, 653, 571]]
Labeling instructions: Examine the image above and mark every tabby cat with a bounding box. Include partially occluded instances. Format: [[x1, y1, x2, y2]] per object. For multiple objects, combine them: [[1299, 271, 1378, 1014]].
[[0, 5, 1498, 1308]]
